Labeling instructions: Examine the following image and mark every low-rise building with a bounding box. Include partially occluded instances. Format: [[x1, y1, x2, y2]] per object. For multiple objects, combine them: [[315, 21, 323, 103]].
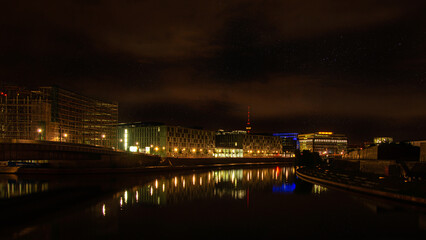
[[117, 122, 215, 157], [421, 143, 426, 162], [215, 130, 282, 157], [407, 140, 426, 147], [345, 143, 420, 161], [298, 132, 347, 156]]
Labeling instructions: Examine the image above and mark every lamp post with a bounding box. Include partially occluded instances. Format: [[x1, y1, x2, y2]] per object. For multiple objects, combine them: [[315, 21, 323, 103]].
[[37, 128, 43, 140]]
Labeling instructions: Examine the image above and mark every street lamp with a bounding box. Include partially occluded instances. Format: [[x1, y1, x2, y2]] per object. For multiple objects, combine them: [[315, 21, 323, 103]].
[[37, 128, 43, 140]]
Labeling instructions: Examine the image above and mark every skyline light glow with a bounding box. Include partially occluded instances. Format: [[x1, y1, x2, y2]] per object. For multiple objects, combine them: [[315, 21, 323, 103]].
[[1, 0, 426, 143]]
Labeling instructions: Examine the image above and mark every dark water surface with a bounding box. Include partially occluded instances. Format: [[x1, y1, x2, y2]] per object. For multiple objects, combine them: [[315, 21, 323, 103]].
[[1, 165, 425, 239]]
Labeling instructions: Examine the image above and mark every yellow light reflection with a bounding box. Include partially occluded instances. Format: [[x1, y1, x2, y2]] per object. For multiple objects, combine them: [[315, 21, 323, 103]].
[[102, 203, 106, 216]]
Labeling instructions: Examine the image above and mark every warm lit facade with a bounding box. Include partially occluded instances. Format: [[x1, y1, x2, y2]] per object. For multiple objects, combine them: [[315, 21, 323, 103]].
[[117, 123, 215, 157], [215, 130, 282, 157], [374, 137, 393, 145], [298, 132, 347, 156], [0, 86, 118, 148]]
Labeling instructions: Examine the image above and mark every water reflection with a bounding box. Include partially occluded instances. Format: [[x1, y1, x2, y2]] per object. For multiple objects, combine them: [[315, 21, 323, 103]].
[[108, 166, 297, 209], [2, 165, 425, 239], [92, 166, 305, 217], [312, 184, 328, 195], [0, 175, 48, 199]]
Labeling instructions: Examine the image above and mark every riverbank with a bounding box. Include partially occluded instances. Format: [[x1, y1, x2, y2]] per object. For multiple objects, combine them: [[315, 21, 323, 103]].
[[296, 167, 426, 206], [13, 157, 294, 174], [1, 140, 294, 174]]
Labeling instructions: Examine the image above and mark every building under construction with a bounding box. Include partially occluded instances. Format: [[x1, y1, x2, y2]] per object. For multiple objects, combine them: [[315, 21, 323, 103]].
[[0, 86, 118, 148]]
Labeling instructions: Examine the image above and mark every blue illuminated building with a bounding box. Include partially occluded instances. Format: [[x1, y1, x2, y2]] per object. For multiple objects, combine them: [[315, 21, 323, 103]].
[[273, 133, 299, 154]]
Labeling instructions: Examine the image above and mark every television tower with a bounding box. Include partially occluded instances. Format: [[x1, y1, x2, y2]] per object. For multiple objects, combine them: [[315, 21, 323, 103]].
[[246, 106, 251, 133]]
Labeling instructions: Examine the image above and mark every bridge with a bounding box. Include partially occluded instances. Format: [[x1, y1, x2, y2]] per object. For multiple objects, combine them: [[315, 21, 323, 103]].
[[0, 139, 161, 169]]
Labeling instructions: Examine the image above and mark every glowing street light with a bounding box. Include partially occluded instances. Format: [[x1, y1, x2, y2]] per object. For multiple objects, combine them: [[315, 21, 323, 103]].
[[37, 128, 43, 140]]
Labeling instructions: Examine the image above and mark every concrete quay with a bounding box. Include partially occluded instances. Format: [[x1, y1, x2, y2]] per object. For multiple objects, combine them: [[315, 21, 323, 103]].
[[0, 140, 294, 174], [15, 158, 294, 174], [296, 167, 426, 205]]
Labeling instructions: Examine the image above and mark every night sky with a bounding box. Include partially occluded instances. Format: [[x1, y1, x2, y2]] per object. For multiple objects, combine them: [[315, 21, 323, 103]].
[[1, 0, 426, 144]]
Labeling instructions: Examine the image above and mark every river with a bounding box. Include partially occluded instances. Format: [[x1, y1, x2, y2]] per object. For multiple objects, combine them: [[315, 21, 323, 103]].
[[0, 164, 424, 239]]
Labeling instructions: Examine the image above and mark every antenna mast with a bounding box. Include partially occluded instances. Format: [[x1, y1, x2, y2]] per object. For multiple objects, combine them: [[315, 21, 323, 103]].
[[246, 106, 251, 133]]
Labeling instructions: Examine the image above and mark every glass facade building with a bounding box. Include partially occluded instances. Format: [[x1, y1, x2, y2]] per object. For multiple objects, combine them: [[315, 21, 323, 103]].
[[216, 130, 282, 157], [273, 133, 299, 154], [117, 123, 216, 157], [0, 86, 118, 148]]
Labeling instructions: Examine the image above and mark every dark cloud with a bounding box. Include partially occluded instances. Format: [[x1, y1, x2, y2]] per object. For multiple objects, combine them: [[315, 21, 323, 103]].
[[1, 0, 426, 143]]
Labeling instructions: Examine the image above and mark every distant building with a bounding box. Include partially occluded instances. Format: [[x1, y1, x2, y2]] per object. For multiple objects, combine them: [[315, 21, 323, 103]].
[[407, 140, 426, 147], [421, 143, 426, 162], [273, 133, 299, 156], [298, 132, 347, 156], [345, 143, 420, 161], [374, 137, 393, 145], [215, 130, 282, 157], [0, 86, 118, 148], [117, 122, 215, 157]]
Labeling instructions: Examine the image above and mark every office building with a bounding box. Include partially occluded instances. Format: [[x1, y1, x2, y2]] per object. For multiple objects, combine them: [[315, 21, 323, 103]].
[[298, 132, 347, 156], [273, 133, 299, 156], [117, 122, 216, 157], [215, 130, 282, 157]]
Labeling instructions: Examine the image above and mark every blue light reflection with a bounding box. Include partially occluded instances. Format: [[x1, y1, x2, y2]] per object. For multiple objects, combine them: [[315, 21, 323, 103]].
[[272, 183, 296, 193]]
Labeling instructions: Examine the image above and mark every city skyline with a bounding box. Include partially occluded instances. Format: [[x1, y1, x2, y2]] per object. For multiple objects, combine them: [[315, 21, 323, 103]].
[[2, 1, 426, 144]]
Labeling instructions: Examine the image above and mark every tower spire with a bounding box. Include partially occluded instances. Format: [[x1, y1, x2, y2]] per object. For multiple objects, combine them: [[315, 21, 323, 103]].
[[246, 106, 251, 133]]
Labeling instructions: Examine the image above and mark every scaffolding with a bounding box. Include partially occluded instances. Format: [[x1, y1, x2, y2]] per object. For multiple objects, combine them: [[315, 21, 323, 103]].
[[0, 86, 118, 148], [0, 86, 50, 141]]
